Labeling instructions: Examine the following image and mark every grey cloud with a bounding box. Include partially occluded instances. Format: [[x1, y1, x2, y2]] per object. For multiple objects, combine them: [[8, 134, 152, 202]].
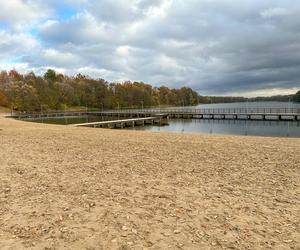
[[0, 31, 39, 60], [10, 0, 300, 96]]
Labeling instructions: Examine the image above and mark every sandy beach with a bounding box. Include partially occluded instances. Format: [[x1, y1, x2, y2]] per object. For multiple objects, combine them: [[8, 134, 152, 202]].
[[0, 116, 299, 250]]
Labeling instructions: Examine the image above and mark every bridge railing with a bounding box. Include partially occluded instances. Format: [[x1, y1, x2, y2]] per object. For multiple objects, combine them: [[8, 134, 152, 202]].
[[14, 107, 300, 118], [97, 107, 300, 114]]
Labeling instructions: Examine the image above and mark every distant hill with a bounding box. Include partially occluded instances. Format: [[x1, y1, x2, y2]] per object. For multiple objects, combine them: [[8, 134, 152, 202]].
[[249, 94, 294, 102], [199, 92, 299, 104], [293, 90, 300, 102]]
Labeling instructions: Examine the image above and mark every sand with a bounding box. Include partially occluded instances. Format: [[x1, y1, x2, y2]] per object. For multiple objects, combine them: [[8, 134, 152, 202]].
[[0, 116, 299, 250]]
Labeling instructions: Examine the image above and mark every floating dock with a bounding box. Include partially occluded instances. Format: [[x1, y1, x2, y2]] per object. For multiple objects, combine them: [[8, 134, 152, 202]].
[[71, 115, 168, 128]]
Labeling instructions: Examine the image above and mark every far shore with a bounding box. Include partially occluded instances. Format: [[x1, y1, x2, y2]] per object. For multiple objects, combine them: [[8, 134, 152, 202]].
[[0, 116, 299, 249]]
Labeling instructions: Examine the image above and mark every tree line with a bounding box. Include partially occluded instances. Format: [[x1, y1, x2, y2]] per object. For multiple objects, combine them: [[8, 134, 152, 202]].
[[293, 90, 300, 102], [0, 69, 200, 112], [0, 69, 299, 112], [199, 93, 300, 104]]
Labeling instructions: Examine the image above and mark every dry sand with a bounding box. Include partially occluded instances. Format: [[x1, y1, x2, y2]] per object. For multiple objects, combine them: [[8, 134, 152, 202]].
[[0, 116, 299, 250]]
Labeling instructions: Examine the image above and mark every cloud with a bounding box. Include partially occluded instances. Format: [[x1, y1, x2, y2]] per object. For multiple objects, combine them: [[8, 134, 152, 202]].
[[38, 12, 103, 45], [1, 0, 300, 96], [0, 62, 29, 73], [260, 7, 288, 19], [84, 0, 169, 23], [0, 0, 49, 28], [0, 31, 40, 59]]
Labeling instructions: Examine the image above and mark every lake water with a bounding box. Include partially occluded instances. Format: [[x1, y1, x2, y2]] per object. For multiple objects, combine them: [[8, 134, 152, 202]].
[[131, 118, 300, 137], [25, 102, 300, 138]]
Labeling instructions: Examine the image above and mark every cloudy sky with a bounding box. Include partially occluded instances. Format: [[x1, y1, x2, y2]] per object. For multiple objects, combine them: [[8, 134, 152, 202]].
[[0, 0, 299, 96]]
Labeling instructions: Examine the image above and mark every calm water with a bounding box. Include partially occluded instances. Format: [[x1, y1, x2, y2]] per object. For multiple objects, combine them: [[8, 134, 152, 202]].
[[24, 102, 300, 138], [131, 119, 300, 137], [138, 102, 300, 137]]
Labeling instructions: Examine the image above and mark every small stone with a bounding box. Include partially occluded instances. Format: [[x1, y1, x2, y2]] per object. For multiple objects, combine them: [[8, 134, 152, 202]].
[[122, 226, 128, 231], [132, 228, 138, 234], [174, 229, 181, 234], [60, 227, 68, 232]]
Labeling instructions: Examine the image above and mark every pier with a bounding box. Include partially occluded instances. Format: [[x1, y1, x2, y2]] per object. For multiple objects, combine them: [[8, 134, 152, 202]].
[[72, 115, 168, 128], [15, 107, 300, 122]]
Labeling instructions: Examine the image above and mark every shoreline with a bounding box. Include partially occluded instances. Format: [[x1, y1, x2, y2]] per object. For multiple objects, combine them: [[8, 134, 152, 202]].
[[13, 116, 300, 139], [0, 117, 299, 249], [3, 117, 298, 139]]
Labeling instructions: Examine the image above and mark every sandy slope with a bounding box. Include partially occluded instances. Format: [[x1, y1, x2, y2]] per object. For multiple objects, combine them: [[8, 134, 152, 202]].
[[0, 117, 299, 250]]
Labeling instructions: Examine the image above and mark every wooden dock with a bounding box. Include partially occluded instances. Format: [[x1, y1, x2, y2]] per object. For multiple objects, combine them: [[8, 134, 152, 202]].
[[72, 115, 168, 128], [14, 107, 300, 122], [167, 112, 300, 121]]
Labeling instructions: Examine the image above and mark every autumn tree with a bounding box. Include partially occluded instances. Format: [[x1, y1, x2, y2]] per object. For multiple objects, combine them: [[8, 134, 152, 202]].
[[7, 81, 38, 111], [0, 69, 201, 111]]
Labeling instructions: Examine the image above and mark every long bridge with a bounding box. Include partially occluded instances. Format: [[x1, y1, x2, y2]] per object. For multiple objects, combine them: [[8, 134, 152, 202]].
[[15, 107, 300, 122]]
